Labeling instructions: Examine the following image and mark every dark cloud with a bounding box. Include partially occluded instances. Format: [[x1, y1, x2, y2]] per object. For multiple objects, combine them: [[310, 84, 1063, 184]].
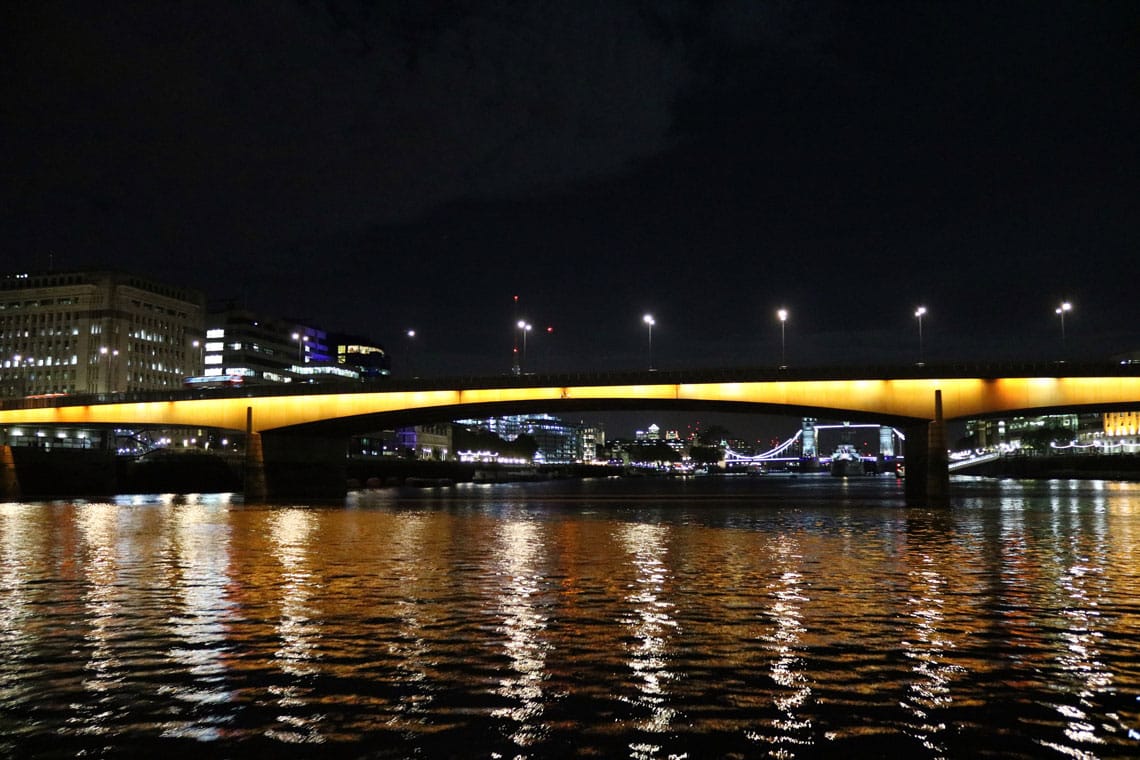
[[4, 1, 703, 264]]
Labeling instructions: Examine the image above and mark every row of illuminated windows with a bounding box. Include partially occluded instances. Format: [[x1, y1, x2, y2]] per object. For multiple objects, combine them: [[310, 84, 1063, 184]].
[[0, 297, 81, 309], [128, 328, 177, 343], [1104, 411, 1139, 437], [2, 356, 80, 368], [0, 326, 81, 338], [0, 314, 84, 328]]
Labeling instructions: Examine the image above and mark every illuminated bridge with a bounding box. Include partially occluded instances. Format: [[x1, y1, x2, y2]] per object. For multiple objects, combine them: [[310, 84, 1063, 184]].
[[3, 361, 1139, 504]]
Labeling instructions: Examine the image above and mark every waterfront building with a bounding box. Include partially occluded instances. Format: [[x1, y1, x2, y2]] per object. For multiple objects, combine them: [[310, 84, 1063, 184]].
[[397, 423, 453, 460], [965, 413, 1100, 450], [1, 270, 204, 397], [579, 424, 604, 462], [454, 413, 584, 464], [1100, 411, 1140, 452]]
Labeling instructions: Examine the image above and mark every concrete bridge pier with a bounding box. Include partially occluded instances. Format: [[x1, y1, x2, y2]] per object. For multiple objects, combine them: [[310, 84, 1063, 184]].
[[904, 389, 950, 507], [1, 445, 20, 501], [243, 431, 267, 503]]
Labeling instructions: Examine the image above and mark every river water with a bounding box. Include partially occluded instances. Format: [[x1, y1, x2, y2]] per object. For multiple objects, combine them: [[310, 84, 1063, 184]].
[[2, 474, 1139, 758]]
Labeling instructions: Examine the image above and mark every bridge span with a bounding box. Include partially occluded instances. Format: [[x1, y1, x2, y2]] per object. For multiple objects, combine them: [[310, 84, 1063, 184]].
[[3, 362, 1139, 504]]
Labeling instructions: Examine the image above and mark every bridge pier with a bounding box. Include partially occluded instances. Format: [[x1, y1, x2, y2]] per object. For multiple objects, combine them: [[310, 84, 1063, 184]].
[[240, 406, 347, 501], [1, 444, 20, 501], [243, 431, 267, 503], [904, 390, 950, 507]]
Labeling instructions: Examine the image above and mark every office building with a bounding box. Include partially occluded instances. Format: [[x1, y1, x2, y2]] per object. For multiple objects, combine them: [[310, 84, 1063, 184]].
[[203, 307, 349, 384], [1, 270, 204, 397], [329, 332, 391, 378]]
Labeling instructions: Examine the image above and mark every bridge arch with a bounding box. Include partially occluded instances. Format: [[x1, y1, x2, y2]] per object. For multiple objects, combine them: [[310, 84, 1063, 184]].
[[5, 370, 1140, 432], [3, 364, 1138, 504]]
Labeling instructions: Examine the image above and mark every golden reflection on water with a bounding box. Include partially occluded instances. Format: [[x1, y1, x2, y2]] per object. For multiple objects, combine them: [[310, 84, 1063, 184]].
[[387, 511, 436, 731], [3, 480, 1140, 757]]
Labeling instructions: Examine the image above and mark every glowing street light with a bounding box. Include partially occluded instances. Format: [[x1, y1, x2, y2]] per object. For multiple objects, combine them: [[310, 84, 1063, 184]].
[[291, 332, 309, 363], [914, 306, 927, 364], [777, 308, 788, 366], [1055, 301, 1072, 350], [99, 346, 119, 392], [643, 313, 656, 370], [405, 329, 416, 377], [8, 354, 30, 397]]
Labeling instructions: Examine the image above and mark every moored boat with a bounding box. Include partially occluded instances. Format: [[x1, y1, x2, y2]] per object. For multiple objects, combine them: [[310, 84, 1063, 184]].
[[829, 444, 864, 477]]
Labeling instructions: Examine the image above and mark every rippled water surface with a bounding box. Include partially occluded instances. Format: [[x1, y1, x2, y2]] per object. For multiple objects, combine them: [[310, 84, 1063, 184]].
[[2, 474, 1140, 758]]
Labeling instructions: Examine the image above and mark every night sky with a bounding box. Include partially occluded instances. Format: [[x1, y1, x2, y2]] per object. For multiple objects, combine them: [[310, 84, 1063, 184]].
[[5, 1, 1139, 390]]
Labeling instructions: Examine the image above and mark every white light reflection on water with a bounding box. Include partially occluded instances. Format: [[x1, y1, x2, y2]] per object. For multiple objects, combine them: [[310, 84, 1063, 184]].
[[68, 503, 128, 737], [618, 522, 679, 759], [160, 497, 236, 741], [266, 508, 324, 745], [491, 518, 551, 751], [900, 552, 957, 757], [746, 535, 813, 757], [1040, 523, 1117, 755], [0, 504, 37, 716]]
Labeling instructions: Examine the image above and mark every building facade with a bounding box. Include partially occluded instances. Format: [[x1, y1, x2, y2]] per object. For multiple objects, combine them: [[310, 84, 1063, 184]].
[[1100, 411, 1140, 452], [329, 332, 391, 379], [203, 307, 344, 384], [396, 423, 453, 460], [202, 310, 391, 385], [454, 413, 585, 464], [1, 270, 204, 397]]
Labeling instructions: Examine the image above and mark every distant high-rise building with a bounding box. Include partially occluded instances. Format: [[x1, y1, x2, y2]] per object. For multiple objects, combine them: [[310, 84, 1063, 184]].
[[580, 423, 604, 462], [1, 270, 204, 397]]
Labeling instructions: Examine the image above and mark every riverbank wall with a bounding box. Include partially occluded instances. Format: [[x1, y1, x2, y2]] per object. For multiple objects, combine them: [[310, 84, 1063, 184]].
[[961, 453, 1140, 480]]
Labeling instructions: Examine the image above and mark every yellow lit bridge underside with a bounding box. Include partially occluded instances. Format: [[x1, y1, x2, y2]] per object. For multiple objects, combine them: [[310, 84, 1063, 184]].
[[2, 376, 1140, 433]]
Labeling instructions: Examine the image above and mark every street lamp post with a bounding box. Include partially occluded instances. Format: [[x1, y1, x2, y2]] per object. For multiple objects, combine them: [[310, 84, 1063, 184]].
[[1055, 301, 1072, 351], [777, 308, 788, 366], [405, 329, 416, 377], [511, 295, 521, 375], [517, 321, 532, 373], [914, 306, 927, 364], [643, 314, 655, 370], [191, 339, 202, 377], [291, 332, 309, 363]]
